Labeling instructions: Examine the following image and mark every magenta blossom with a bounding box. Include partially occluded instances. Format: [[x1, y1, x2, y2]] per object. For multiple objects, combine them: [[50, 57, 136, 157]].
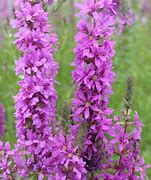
[[47, 0, 54, 5], [72, 0, 117, 176], [0, 142, 12, 180], [13, 1, 86, 179], [46, 131, 86, 179], [0, 0, 9, 20], [105, 113, 151, 179], [115, 0, 136, 35], [73, 90, 98, 120], [13, 0, 58, 176]]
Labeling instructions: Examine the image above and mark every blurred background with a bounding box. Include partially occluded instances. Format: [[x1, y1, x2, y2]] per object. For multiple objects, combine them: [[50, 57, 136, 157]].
[[0, 0, 151, 176]]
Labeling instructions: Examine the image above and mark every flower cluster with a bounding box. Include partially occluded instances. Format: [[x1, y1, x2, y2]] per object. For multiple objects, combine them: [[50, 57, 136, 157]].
[[0, 0, 9, 42], [0, 0, 150, 179], [13, 0, 58, 175], [0, 142, 13, 180], [100, 77, 151, 179], [0, 104, 5, 136], [0, 0, 9, 21], [141, 0, 151, 24], [116, 11, 135, 35], [0, 141, 28, 179], [12, 0, 86, 179], [46, 129, 86, 180], [72, 0, 117, 175], [100, 113, 151, 179], [142, 0, 151, 15], [47, 0, 54, 5], [115, 0, 135, 34], [0, 142, 11, 180]]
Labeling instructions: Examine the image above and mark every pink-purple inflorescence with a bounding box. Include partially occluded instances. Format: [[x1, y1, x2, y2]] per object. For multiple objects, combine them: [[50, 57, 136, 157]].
[[72, 0, 117, 175], [47, 0, 54, 5], [12, 0, 86, 179], [116, 11, 135, 35], [0, 0, 9, 21], [0, 142, 12, 179], [0, 0, 150, 179], [142, 0, 151, 15], [115, 0, 135, 34], [46, 128, 86, 180], [99, 112, 151, 179], [0, 0, 9, 41], [72, 0, 150, 179], [141, 0, 151, 24], [13, 0, 59, 176]]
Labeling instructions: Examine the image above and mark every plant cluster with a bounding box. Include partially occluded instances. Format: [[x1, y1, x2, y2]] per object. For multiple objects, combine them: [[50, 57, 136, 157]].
[[0, 0, 150, 179]]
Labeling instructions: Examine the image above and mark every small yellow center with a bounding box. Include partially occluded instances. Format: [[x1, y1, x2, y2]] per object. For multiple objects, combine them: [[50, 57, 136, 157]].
[[93, 75, 97, 80], [68, 153, 73, 158], [86, 102, 91, 107], [80, 114, 83, 119], [89, 35, 93, 40], [0, 150, 5, 156], [63, 146, 67, 151], [99, 109, 103, 113]]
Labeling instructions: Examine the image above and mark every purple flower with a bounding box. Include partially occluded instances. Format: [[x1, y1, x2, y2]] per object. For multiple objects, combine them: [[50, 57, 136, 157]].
[[13, 0, 58, 176], [135, 157, 151, 180], [0, 0, 9, 20], [115, 1, 136, 35], [72, 0, 117, 175], [0, 141, 28, 179], [48, 132, 86, 180], [0, 0, 149, 179], [76, 0, 116, 19], [32, 125, 86, 179], [47, 0, 54, 5], [142, 0, 151, 16], [108, 113, 151, 179], [11, 1, 87, 179], [73, 90, 98, 120], [0, 142, 12, 180]]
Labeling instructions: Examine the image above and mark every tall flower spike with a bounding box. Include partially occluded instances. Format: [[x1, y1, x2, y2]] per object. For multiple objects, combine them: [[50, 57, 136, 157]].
[[108, 112, 151, 178], [102, 78, 151, 179], [115, 0, 135, 35], [72, 0, 117, 176], [13, 0, 58, 175]]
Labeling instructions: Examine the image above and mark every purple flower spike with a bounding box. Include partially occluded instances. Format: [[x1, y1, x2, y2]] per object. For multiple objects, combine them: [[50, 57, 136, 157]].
[[13, 0, 58, 175], [0, 0, 148, 179], [115, 1, 136, 35], [72, 0, 117, 175], [107, 113, 151, 179]]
